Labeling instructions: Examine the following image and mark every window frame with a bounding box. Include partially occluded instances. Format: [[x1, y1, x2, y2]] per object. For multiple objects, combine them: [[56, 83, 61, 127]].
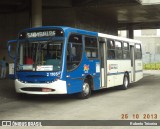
[[115, 40, 123, 59], [135, 43, 142, 59], [123, 42, 130, 59], [84, 35, 98, 59], [107, 39, 116, 60], [66, 33, 83, 72]]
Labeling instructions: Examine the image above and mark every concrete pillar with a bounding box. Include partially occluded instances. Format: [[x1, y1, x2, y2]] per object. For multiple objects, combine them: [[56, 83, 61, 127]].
[[127, 26, 134, 39], [31, 0, 42, 27]]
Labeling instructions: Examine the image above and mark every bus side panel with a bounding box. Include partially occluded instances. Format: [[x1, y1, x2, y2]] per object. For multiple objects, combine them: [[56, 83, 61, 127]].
[[66, 60, 101, 94], [66, 78, 84, 94], [107, 75, 115, 88], [66, 64, 84, 94], [135, 60, 143, 81], [92, 61, 101, 90], [93, 73, 101, 90], [107, 60, 131, 88], [83, 60, 101, 91], [115, 60, 131, 86]]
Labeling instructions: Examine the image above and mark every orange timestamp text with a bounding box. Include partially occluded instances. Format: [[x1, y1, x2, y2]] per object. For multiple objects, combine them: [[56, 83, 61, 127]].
[[121, 114, 158, 120]]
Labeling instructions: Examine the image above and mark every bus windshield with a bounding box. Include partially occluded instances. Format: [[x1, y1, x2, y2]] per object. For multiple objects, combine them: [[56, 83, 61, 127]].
[[17, 39, 63, 72]]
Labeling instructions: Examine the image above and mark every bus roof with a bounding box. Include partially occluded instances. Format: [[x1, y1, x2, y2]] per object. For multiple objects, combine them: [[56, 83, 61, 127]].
[[98, 33, 141, 45], [19, 26, 141, 44], [19, 26, 97, 37]]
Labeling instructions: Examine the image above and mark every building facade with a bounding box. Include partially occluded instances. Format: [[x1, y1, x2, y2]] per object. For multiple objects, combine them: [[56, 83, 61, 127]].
[[119, 29, 160, 63], [135, 29, 160, 63]]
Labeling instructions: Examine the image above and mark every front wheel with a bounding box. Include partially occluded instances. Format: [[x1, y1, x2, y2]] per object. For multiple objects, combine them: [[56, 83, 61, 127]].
[[121, 75, 129, 90], [77, 79, 91, 99]]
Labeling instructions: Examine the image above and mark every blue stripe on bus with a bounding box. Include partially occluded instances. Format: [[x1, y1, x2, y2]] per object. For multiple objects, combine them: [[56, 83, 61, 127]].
[[107, 70, 143, 76], [135, 70, 143, 73], [107, 71, 131, 76]]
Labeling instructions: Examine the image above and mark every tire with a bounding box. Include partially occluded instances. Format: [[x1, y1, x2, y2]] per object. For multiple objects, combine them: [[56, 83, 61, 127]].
[[121, 74, 129, 90], [77, 79, 91, 99]]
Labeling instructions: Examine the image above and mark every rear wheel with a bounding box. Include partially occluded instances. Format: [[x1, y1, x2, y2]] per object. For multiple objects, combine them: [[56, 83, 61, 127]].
[[121, 74, 129, 90], [77, 79, 91, 99]]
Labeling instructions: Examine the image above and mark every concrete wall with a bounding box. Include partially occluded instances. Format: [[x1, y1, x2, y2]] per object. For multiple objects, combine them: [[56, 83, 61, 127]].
[[0, 12, 30, 47], [43, 8, 76, 27], [135, 36, 160, 63], [119, 29, 160, 63], [0, 11, 30, 63], [43, 8, 118, 35], [75, 9, 118, 35]]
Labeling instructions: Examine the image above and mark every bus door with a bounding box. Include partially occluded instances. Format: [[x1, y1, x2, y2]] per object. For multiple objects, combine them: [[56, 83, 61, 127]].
[[130, 45, 135, 82], [66, 34, 84, 93], [99, 38, 107, 87]]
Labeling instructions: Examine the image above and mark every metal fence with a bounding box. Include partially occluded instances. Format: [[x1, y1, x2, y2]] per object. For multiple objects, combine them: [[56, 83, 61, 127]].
[[143, 63, 160, 70], [143, 54, 160, 63]]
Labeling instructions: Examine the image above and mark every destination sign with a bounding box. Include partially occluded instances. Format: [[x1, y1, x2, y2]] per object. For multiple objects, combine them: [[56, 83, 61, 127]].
[[19, 29, 64, 39], [26, 31, 56, 38]]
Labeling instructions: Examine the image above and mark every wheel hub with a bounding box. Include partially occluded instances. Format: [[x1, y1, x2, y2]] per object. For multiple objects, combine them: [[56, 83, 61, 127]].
[[83, 83, 90, 96]]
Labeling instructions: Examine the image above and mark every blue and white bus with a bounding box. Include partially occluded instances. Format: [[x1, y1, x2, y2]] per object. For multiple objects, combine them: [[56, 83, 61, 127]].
[[8, 26, 143, 99]]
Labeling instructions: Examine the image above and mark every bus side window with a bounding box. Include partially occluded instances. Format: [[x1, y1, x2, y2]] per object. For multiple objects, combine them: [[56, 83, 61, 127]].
[[107, 39, 115, 59], [108, 50, 115, 59], [135, 44, 142, 59], [115, 40, 123, 59], [123, 42, 130, 59], [107, 40, 115, 49], [85, 36, 98, 59], [67, 34, 82, 71]]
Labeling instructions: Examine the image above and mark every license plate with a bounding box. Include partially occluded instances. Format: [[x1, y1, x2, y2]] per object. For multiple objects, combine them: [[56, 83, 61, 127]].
[[42, 88, 52, 92]]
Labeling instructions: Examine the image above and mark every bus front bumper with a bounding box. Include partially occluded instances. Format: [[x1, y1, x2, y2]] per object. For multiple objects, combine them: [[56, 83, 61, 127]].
[[15, 79, 67, 95]]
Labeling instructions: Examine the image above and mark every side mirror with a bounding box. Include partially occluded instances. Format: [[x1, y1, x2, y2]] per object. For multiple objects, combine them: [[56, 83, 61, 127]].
[[7, 40, 17, 59]]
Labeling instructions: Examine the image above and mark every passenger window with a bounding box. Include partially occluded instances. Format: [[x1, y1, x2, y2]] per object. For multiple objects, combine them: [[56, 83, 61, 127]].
[[107, 39, 115, 59], [135, 44, 142, 59], [124, 42, 129, 50], [107, 40, 115, 49], [85, 36, 98, 58], [123, 42, 130, 59], [108, 50, 115, 59], [67, 34, 82, 71], [115, 41, 123, 59]]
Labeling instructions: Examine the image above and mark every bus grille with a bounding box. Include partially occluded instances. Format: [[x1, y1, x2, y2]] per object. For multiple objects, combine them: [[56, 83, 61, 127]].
[[21, 87, 55, 92]]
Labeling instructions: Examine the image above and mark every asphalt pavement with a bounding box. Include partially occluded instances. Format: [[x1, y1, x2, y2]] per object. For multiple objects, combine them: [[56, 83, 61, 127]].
[[0, 70, 160, 129]]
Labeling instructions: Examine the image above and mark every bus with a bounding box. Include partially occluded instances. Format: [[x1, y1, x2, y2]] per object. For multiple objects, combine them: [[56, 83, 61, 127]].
[[8, 26, 143, 99]]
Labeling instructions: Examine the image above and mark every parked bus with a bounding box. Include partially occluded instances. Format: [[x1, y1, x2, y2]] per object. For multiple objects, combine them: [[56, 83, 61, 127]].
[[8, 26, 143, 99]]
